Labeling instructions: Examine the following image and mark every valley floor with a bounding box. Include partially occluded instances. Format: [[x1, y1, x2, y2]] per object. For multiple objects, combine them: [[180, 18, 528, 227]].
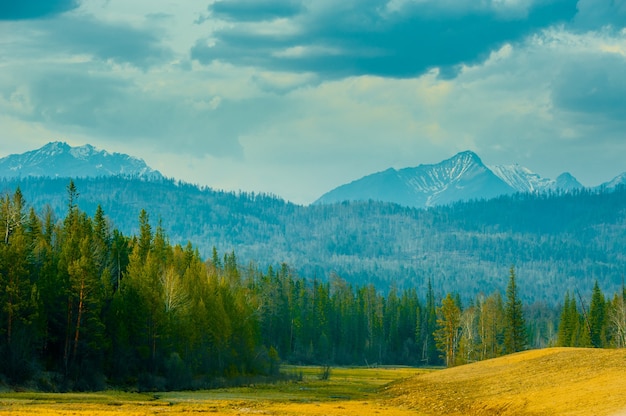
[[0, 367, 426, 416], [1, 349, 625, 415]]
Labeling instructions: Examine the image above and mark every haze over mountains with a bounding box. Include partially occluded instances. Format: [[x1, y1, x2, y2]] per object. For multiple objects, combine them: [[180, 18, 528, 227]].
[[1, 142, 626, 303]]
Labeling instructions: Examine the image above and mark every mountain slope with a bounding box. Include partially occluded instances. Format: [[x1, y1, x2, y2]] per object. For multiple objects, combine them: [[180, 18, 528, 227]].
[[490, 164, 584, 193], [315, 151, 516, 208], [601, 172, 626, 190], [0, 141, 162, 179], [315, 151, 587, 208], [388, 348, 626, 416]]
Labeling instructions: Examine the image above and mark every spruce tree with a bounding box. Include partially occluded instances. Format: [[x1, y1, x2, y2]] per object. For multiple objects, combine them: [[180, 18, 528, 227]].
[[504, 266, 526, 353], [589, 281, 606, 348], [558, 292, 576, 347]]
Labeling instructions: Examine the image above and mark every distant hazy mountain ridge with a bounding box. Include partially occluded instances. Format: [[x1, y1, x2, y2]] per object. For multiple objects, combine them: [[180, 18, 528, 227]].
[[0, 141, 162, 180], [315, 151, 586, 208], [0, 143, 622, 208]]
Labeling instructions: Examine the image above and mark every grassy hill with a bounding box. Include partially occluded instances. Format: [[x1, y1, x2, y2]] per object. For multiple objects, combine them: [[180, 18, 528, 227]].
[[387, 347, 626, 415]]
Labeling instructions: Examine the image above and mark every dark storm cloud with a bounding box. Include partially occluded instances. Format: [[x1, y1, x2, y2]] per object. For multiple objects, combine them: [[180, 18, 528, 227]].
[[0, 0, 79, 20], [193, 0, 579, 79], [210, 0, 304, 22]]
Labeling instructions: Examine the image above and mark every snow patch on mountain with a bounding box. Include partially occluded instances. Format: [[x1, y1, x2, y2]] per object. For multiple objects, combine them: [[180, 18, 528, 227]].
[[489, 164, 554, 193]]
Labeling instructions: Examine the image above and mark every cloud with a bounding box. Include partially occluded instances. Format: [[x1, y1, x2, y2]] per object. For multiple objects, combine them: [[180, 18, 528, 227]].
[[43, 16, 173, 69], [574, 0, 626, 30], [210, 0, 304, 22], [1, 14, 174, 70], [49, 18, 173, 68], [552, 55, 626, 121], [193, 0, 578, 79], [0, 62, 297, 159], [0, 0, 79, 20]]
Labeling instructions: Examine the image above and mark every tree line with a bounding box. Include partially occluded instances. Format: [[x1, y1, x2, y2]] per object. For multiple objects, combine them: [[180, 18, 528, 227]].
[[0, 182, 624, 391], [0, 183, 268, 390], [557, 281, 626, 349]]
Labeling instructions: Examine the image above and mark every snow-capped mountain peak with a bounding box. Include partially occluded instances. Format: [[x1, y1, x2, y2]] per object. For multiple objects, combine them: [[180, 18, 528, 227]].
[[314, 150, 590, 208], [69, 143, 100, 160], [315, 150, 514, 208], [0, 141, 163, 180]]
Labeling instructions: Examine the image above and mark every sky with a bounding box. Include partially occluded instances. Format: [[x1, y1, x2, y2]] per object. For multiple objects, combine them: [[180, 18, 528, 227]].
[[1, 0, 626, 204]]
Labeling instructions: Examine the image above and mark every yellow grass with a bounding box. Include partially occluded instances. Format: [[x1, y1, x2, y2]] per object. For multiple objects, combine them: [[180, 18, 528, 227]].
[[388, 347, 626, 416], [0, 367, 427, 416], [2, 350, 625, 415]]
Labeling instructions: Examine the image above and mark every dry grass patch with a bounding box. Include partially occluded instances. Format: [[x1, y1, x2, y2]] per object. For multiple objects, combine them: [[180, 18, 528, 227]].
[[387, 347, 626, 416]]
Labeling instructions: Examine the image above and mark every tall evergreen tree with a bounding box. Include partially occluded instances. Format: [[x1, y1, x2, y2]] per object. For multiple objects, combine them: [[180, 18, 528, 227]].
[[558, 292, 576, 347], [504, 266, 526, 354], [589, 281, 606, 348]]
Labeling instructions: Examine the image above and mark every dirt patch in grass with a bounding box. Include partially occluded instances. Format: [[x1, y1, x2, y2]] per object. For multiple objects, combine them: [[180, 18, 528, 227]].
[[387, 347, 626, 416]]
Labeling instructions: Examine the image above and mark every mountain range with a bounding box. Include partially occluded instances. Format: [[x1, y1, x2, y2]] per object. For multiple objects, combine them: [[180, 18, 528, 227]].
[[1, 142, 624, 207], [0, 141, 162, 180], [315, 151, 594, 208]]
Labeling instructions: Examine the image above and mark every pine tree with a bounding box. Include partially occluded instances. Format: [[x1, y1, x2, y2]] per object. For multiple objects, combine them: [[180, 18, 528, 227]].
[[589, 281, 606, 348], [0, 189, 37, 382], [504, 266, 526, 354], [558, 292, 577, 347]]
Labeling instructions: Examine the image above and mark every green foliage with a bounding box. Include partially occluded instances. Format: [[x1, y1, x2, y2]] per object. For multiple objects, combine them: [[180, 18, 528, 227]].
[[5, 176, 626, 305], [2, 180, 626, 392], [557, 292, 578, 347], [0, 183, 274, 390], [504, 266, 527, 354], [589, 281, 607, 348], [434, 293, 461, 367]]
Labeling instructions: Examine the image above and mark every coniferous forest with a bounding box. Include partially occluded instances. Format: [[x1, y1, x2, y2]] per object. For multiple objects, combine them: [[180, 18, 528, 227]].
[[1, 181, 625, 391], [4, 175, 626, 305]]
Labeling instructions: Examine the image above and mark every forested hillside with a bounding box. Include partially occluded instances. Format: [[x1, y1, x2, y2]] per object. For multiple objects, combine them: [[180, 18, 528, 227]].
[[2, 176, 625, 304], [1, 182, 624, 391]]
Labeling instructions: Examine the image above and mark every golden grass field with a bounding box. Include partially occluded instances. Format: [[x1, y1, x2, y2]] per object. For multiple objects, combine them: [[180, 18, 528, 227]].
[[1, 348, 625, 415], [388, 347, 626, 415], [0, 366, 427, 416]]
